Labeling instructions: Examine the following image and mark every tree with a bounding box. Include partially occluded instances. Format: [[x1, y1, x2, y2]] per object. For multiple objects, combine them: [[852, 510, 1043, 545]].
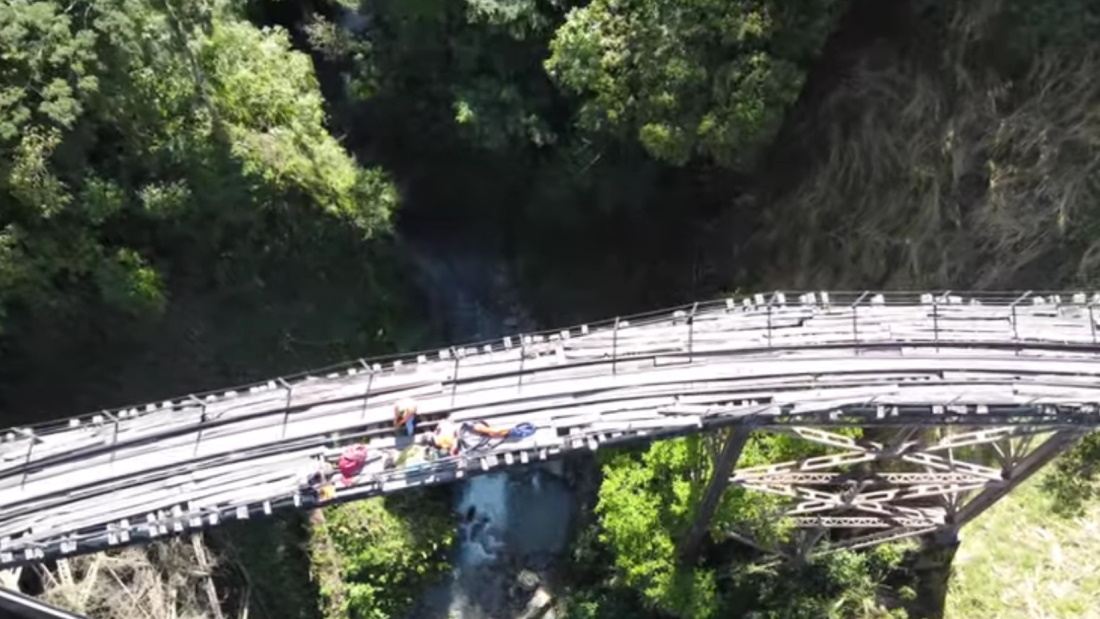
[[727, 545, 911, 619], [1043, 431, 1100, 517], [545, 0, 844, 167], [311, 491, 455, 619], [589, 430, 911, 619], [0, 0, 396, 328], [592, 435, 790, 618]]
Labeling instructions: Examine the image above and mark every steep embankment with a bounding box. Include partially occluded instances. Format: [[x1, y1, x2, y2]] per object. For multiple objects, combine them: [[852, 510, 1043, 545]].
[[946, 471, 1100, 619], [744, 0, 1100, 291]]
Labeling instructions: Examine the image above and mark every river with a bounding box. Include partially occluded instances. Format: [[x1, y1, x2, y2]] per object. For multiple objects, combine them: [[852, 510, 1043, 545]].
[[404, 235, 575, 619]]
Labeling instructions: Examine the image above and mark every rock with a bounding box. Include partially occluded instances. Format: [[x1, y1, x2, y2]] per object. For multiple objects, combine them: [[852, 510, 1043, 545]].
[[542, 460, 565, 479], [516, 569, 540, 591], [515, 586, 553, 619]]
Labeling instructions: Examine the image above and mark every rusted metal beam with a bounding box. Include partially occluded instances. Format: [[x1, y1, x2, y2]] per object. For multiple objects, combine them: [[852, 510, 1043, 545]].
[[731, 472, 993, 485], [678, 427, 752, 565]]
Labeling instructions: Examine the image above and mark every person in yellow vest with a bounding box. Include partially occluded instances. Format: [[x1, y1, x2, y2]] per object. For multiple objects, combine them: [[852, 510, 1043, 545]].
[[428, 418, 461, 458], [394, 398, 419, 437]]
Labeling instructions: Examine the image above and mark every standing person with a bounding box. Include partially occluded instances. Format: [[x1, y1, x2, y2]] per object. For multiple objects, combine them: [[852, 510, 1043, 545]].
[[394, 398, 419, 437]]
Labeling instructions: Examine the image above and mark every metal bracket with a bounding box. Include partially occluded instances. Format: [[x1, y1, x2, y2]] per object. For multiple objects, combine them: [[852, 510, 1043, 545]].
[[359, 360, 375, 419], [687, 302, 699, 362], [725, 422, 1077, 557], [277, 378, 293, 439], [612, 317, 621, 375], [851, 291, 870, 353], [1009, 290, 1033, 350]]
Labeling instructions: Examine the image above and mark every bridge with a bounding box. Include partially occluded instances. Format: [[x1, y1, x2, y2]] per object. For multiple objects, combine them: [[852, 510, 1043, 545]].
[[2, 291, 1100, 571]]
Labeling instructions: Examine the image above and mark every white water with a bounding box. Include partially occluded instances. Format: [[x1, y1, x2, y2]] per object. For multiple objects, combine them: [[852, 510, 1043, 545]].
[[452, 468, 575, 570], [456, 475, 510, 566], [405, 237, 573, 618]]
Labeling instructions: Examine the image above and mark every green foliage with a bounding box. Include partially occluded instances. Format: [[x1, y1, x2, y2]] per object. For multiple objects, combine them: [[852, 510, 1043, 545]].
[[728, 546, 911, 619], [464, 0, 552, 38], [206, 20, 397, 230], [1043, 431, 1100, 516], [588, 430, 906, 619], [545, 0, 844, 166], [312, 490, 455, 619], [0, 0, 396, 331], [594, 438, 720, 619], [560, 586, 658, 619], [217, 515, 322, 619], [0, 0, 416, 434], [306, 0, 564, 155]]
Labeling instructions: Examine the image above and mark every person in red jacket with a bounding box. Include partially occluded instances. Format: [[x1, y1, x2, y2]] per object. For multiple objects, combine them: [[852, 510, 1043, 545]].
[[337, 444, 371, 486]]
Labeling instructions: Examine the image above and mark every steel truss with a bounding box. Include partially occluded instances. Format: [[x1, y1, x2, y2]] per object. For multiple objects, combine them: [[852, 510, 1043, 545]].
[[725, 425, 1085, 559]]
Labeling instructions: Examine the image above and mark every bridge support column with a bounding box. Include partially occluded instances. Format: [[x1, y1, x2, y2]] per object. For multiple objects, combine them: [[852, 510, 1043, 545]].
[[911, 531, 960, 619], [678, 427, 751, 565]]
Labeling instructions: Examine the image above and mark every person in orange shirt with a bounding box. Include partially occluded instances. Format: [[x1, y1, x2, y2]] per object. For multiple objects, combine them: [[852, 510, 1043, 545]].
[[394, 398, 419, 437]]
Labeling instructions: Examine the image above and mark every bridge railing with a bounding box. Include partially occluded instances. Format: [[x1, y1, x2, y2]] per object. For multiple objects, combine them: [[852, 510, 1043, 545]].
[[3, 290, 1098, 442]]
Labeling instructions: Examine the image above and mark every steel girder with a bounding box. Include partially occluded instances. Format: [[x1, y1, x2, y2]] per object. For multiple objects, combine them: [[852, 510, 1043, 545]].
[[724, 425, 1085, 558]]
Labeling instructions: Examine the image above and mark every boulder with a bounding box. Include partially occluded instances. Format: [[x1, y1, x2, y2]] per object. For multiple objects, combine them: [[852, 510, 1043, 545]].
[[516, 586, 553, 619], [516, 569, 540, 591]]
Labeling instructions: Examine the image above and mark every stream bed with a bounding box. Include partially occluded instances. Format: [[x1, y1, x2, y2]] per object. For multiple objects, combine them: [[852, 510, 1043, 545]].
[[404, 236, 575, 619]]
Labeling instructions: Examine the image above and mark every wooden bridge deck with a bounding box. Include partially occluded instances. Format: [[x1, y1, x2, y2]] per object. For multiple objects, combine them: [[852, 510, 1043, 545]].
[[2, 291, 1100, 567]]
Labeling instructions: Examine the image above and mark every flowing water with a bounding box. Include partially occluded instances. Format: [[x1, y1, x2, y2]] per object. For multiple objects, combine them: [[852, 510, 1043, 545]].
[[405, 236, 574, 619]]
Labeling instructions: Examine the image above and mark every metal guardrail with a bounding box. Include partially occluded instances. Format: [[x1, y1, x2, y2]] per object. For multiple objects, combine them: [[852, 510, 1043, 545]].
[[6, 290, 1097, 439]]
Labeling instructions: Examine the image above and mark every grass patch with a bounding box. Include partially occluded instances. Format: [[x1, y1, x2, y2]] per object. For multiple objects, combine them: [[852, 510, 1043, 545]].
[[945, 470, 1100, 619]]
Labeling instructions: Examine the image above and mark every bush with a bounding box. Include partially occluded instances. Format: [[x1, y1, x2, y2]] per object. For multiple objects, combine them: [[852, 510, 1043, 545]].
[[1043, 431, 1100, 517], [584, 432, 911, 619], [311, 489, 455, 619]]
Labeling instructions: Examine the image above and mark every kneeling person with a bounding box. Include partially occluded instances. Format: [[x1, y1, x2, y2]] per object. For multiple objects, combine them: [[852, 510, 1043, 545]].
[[394, 398, 419, 437], [426, 419, 461, 458]]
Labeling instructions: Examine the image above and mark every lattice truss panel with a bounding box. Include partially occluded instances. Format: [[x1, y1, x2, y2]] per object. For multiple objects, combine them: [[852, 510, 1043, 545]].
[[726, 426, 1084, 558]]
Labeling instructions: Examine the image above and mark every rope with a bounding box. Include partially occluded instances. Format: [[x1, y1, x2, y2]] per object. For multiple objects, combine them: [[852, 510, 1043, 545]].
[[456, 420, 537, 454]]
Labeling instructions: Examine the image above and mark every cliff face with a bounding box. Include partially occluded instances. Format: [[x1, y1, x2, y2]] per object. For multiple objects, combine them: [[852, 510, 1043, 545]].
[[741, 0, 1100, 292]]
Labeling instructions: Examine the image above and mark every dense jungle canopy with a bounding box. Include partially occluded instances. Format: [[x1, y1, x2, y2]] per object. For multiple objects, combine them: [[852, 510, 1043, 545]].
[[4, 0, 1100, 618]]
